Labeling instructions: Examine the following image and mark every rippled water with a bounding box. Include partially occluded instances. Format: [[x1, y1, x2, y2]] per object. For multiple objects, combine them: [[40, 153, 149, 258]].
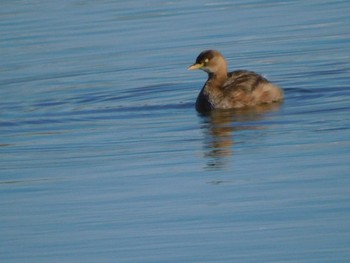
[[1, 1, 350, 262]]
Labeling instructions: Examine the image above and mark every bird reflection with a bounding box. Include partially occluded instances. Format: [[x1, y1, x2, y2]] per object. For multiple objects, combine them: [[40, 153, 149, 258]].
[[200, 103, 282, 169]]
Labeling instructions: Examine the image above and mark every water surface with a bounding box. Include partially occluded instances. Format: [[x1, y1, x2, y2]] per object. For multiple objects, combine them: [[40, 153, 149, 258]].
[[1, 1, 350, 262]]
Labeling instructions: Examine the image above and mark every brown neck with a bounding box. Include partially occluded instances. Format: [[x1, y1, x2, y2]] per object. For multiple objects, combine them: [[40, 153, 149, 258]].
[[208, 69, 227, 88], [208, 57, 228, 82]]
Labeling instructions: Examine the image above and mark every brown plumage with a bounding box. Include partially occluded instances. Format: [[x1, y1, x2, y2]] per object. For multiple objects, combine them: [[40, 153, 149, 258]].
[[188, 50, 283, 113]]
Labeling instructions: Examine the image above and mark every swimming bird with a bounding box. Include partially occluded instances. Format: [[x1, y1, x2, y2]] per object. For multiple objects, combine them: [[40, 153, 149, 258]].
[[188, 50, 283, 113]]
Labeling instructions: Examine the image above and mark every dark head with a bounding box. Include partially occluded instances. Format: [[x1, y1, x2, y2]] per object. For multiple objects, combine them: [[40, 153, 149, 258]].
[[188, 50, 228, 75]]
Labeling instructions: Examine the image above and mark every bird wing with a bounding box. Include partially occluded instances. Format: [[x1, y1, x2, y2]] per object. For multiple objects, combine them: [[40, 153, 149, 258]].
[[222, 70, 268, 94]]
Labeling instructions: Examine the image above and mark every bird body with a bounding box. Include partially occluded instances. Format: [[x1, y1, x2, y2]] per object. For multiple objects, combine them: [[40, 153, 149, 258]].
[[188, 50, 283, 112]]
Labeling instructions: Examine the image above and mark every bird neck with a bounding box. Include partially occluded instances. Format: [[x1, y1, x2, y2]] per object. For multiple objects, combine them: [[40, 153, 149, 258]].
[[208, 57, 228, 83], [208, 70, 227, 87]]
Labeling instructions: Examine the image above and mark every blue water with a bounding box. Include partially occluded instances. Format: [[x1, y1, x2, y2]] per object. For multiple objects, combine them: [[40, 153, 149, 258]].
[[1, 1, 350, 262]]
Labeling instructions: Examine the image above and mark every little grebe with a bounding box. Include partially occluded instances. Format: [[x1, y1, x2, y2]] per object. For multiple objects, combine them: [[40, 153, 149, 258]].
[[188, 50, 283, 112]]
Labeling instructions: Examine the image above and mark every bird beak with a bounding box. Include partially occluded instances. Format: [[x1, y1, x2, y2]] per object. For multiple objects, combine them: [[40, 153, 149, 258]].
[[188, 63, 204, 70]]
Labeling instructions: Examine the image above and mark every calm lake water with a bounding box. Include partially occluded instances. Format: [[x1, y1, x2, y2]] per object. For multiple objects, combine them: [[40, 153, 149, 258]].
[[1, 1, 350, 262]]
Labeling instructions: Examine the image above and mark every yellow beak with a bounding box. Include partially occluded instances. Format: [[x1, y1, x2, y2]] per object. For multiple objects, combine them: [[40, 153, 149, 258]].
[[188, 63, 204, 70]]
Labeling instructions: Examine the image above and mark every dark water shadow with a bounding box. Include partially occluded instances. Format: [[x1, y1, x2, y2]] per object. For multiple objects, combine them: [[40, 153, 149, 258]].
[[199, 102, 283, 170]]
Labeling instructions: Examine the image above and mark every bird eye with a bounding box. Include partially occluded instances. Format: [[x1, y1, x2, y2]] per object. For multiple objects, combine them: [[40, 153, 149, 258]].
[[204, 58, 209, 63]]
